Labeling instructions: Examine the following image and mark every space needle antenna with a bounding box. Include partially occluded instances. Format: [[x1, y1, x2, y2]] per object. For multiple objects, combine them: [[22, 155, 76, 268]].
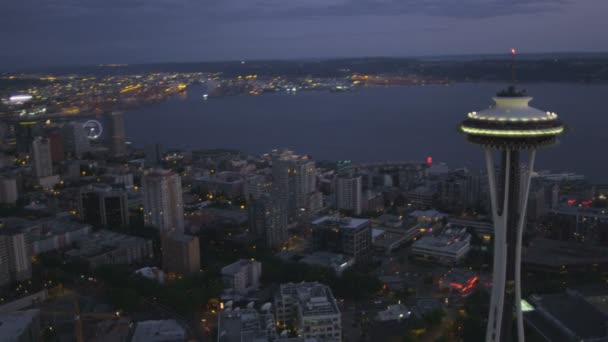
[[511, 48, 517, 86]]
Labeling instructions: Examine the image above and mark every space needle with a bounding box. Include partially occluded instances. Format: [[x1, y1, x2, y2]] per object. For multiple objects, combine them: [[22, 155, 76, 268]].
[[459, 49, 565, 342]]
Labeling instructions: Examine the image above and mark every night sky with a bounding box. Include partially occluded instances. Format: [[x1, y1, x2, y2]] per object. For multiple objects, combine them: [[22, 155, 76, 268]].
[[2, 0, 607, 68]]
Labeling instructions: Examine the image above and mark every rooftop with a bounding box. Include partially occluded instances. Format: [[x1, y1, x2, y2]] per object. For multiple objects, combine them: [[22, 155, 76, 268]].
[[311, 216, 369, 230], [222, 259, 261, 276], [0, 309, 40, 340], [131, 320, 185, 342], [279, 282, 340, 317]]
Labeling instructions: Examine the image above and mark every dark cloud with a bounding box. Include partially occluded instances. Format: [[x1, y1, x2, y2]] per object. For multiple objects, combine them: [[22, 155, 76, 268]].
[[0, 0, 604, 69]]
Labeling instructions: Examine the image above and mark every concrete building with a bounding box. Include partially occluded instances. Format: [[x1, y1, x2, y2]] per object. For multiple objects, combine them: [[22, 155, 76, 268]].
[[221, 259, 262, 296], [336, 174, 362, 215], [275, 282, 341, 342], [107, 111, 127, 156], [62, 121, 90, 158], [78, 184, 129, 228], [161, 232, 200, 275], [0, 309, 41, 342], [0, 177, 18, 205], [411, 227, 471, 264], [131, 320, 186, 342], [244, 175, 270, 200], [142, 169, 184, 233], [0, 228, 32, 285], [196, 171, 244, 199], [376, 304, 411, 322], [31, 137, 53, 178], [66, 230, 153, 269], [272, 151, 316, 220], [217, 306, 277, 342], [311, 216, 372, 263], [248, 194, 288, 249], [21, 215, 93, 255]]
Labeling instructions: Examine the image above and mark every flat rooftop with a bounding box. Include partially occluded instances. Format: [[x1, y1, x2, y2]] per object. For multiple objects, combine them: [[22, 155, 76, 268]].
[[0, 309, 40, 340], [131, 320, 185, 342], [311, 216, 369, 229]]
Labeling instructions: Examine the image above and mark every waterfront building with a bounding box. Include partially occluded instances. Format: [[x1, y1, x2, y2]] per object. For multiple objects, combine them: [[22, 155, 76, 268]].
[[61, 121, 90, 158], [107, 111, 127, 156], [272, 151, 317, 220]]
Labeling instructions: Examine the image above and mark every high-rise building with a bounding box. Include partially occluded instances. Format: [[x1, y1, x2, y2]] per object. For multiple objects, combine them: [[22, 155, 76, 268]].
[[0, 227, 32, 285], [221, 259, 262, 295], [31, 137, 53, 178], [46, 129, 65, 163], [0, 309, 41, 342], [107, 112, 127, 156], [0, 177, 18, 205], [142, 169, 184, 233], [78, 184, 129, 228], [336, 174, 362, 215], [144, 143, 164, 168], [248, 194, 288, 248], [161, 232, 200, 275], [61, 121, 90, 158], [459, 85, 565, 342], [15, 121, 42, 154], [272, 151, 316, 220]]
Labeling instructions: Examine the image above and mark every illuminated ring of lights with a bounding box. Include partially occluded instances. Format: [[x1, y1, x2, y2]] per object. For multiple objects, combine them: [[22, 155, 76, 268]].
[[460, 125, 564, 137], [83, 120, 103, 140]]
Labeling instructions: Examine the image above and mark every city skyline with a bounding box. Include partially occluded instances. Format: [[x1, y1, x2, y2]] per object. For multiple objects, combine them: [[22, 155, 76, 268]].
[[2, 0, 608, 68]]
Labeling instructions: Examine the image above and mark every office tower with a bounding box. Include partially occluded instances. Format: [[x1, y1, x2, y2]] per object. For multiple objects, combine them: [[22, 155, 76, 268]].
[[0, 177, 18, 205], [336, 174, 362, 215], [61, 121, 90, 158], [15, 121, 42, 154], [460, 86, 565, 342], [244, 175, 270, 200], [221, 259, 262, 295], [248, 194, 288, 248], [107, 112, 127, 156], [0, 227, 32, 284], [46, 129, 65, 162], [142, 169, 184, 233], [144, 143, 164, 168], [161, 232, 200, 275], [78, 184, 129, 228], [311, 216, 372, 263], [272, 152, 316, 220], [31, 137, 53, 178]]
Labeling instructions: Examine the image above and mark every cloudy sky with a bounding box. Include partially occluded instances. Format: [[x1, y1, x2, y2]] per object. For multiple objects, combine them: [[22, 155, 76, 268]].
[[1, 0, 607, 68]]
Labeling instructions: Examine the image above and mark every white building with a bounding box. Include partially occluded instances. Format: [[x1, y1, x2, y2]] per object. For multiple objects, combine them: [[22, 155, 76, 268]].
[[217, 307, 277, 342], [336, 175, 362, 215], [411, 227, 471, 264], [31, 137, 53, 178], [0, 177, 18, 205], [275, 282, 341, 342], [142, 169, 184, 233], [221, 259, 262, 296]]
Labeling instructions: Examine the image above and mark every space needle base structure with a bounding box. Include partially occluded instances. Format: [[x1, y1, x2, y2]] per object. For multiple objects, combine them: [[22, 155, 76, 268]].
[[460, 86, 564, 342]]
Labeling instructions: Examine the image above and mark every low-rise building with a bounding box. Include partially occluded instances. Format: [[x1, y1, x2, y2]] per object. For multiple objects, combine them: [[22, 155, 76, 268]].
[[275, 282, 341, 342], [221, 259, 262, 296], [411, 227, 471, 264], [438, 268, 478, 297], [217, 307, 277, 342], [66, 230, 153, 268], [376, 304, 411, 321], [311, 216, 372, 263]]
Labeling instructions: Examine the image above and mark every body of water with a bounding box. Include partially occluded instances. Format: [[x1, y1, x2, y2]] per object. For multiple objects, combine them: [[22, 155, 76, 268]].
[[124, 83, 608, 182]]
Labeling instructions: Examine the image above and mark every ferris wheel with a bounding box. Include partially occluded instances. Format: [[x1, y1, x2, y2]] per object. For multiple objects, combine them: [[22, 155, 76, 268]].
[[83, 120, 103, 140]]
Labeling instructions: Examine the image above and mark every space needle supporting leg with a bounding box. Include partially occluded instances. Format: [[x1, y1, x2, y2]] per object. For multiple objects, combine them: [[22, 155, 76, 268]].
[[515, 149, 536, 342], [484, 148, 510, 342]]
